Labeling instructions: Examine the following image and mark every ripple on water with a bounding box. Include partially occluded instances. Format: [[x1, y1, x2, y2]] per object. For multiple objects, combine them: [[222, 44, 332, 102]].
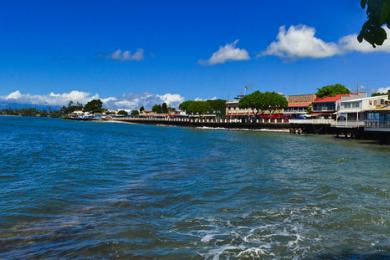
[[0, 117, 390, 258]]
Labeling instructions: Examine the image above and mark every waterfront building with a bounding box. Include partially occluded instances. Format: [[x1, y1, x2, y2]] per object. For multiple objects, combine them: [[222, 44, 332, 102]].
[[284, 94, 316, 119], [365, 105, 390, 132], [70, 110, 84, 117], [311, 93, 366, 119], [312, 94, 351, 119], [289, 93, 366, 126], [225, 99, 257, 118], [225, 98, 285, 123], [335, 94, 388, 128]]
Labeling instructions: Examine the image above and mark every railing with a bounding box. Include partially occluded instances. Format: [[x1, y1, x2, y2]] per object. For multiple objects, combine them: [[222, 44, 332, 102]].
[[365, 120, 390, 129], [333, 121, 365, 128], [113, 116, 288, 124], [288, 119, 335, 125]]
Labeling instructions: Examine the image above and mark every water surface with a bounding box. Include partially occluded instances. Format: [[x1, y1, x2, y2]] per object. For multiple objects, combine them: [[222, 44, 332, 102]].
[[0, 116, 389, 258]]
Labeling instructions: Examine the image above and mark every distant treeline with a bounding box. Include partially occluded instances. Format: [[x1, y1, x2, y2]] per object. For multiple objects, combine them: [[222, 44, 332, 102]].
[[0, 108, 61, 117], [0, 99, 105, 118], [179, 99, 226, 115]]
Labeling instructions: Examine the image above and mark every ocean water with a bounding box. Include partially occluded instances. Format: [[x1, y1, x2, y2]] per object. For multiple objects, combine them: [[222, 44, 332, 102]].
[[0, 116, 389, 259]]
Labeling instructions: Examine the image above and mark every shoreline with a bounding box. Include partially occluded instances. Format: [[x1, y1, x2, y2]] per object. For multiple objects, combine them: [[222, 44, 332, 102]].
[[104, 119, 290, 132]]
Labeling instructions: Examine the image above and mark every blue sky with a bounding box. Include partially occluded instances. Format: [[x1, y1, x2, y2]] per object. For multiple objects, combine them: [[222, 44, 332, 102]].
[[0, 0, 389, 108]]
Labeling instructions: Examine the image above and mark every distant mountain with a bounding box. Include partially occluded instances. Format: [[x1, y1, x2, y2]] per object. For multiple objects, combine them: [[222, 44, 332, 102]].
[[0, 102, 61, 111]]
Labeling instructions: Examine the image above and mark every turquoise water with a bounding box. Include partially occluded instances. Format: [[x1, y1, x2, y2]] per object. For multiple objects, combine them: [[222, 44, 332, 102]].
[[0, 116, 389, 259]]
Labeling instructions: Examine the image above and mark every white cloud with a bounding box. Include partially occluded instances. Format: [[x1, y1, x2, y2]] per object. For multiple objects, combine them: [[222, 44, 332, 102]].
[[339, 28, 390, 53], [110, 49, 144, 61], [105, 93, 185, 110], [200, 40, 250, 65], [101, 97, 117, 103], [157, 93, 185, 106], [262, 25, 390, 60], [0, 90, 186, 110], [262, 25, 340, 59], [194, 96, 218, 101], [6, 90, 22, 99], [375, 86, 390, 93], [1, 90, 98, 106]]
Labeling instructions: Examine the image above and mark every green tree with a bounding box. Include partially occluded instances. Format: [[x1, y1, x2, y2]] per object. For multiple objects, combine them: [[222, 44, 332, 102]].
[[190, 101, 211, 114], [152, 104, 162, 113], [359, 0, 390, 47], [179, 101, 191, 112], [130, 110, 139, 116], [117, 110, 128, 116], [60, 101, 83, 115], [239, 91, 264, 116], [239, 91, 287, 116], [316, 84, 351, 98], [206, 99, 226, 116], [179, 100, 208, 114], [161, 103, 168, 113], [83, 99, 103, 113], [261, 92, 288, 114], [139, 106, 145, 112]]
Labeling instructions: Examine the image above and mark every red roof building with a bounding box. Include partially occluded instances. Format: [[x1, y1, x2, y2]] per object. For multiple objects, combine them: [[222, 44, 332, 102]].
[[313, 94, 351, 103], [311, 94, 353, 118], [285, 94, 316, 118]]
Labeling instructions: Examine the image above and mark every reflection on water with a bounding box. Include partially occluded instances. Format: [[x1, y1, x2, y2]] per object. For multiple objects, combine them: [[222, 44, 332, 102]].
[[0, 117, 389, 258]]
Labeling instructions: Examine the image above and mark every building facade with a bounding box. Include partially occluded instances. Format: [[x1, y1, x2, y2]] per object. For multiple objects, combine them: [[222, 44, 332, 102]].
[[335, 94, 388, 128], [365, 106, 390, 132], [225, 99, 285, 122], [311, 93, 367, 119], [284, 94, 316, 119]]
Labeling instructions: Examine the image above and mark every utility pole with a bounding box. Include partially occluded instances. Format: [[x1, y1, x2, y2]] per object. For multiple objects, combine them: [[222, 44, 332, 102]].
[[244, 86, 250, 95]]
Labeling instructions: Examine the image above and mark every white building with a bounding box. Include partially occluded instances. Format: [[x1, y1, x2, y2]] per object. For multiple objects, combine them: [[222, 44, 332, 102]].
[[225, 100, 257, 117], [335, 94, 388, 128]]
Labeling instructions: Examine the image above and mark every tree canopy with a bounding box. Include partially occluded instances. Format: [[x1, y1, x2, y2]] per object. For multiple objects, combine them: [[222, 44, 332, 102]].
[[130, 110, 139, 116], [117, 110, 128, 116], [152, 104, 163, 113], [358, 0, 390, 47], [83, 99, 103, 113], [179, 99, 226, 115], [151, 103, 173, 114], [60, 101, 83, 115], [239, 91, 287, 115], [315, 84, 351, 98]]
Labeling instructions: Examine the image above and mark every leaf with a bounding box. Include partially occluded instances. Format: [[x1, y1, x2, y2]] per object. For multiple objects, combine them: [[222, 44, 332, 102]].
[[373, 26, 387, 45], [361, 0, 368, 9], [380, 0, 390, 23], [357, 31, 364, 42]]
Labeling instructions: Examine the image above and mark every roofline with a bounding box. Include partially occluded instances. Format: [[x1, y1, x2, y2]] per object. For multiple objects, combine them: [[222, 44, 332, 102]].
[[287, 94, 316, 97], [340, 95, 388, 103]]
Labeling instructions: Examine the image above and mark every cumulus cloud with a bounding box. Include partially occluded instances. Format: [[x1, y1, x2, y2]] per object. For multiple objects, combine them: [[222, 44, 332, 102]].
[[0, 90, 185, 110], [157, 93, 185, 106], [262, 25, 390, 60], [339, 28, 390, 53], [1, 90, 98, 106], [194, 96, 218, 101], [200, 40, 250, 65], [262, 25, 340, 59], [375, 86, 390, 93], [110, 48, 144, 61], [105, 93, 185, 110]]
